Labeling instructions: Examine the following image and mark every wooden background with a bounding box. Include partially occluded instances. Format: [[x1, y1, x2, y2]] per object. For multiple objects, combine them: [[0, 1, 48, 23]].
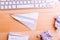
[[0, 2, 60, 40]]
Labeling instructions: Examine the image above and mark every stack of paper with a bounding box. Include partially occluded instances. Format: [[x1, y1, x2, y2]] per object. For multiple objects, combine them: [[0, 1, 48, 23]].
[[8, 33, 29, 40], [11, 12, 39, 30]]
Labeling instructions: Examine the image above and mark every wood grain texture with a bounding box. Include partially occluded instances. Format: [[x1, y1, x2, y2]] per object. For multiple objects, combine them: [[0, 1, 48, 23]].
[[0, 3, 60, 40]]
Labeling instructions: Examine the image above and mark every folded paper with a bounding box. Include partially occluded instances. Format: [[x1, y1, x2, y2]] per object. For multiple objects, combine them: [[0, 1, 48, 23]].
[[11, 12, 39, 30]]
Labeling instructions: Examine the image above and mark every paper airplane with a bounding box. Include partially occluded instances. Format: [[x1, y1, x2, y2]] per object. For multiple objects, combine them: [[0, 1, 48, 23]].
[[8, 32, 29, 40], [39, 31, 53, 40], [11, 12, 39, 30]]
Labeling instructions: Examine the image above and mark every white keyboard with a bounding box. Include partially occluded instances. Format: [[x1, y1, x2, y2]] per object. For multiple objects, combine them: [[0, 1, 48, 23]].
[[0, 0, 55, 9]]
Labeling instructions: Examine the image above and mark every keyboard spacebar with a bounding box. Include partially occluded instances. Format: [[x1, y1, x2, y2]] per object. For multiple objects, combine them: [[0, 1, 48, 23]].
[[17, 4, 34, 8]]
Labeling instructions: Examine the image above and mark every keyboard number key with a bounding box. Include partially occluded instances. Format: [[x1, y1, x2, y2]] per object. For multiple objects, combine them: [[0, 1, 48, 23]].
[[24, 1, 27, 4], [31, 0, 34, 3], [42, 0, 46, 3], [1, 6, 4, 9], [5, 2, 9, 5], [5, 6, 8, 9], [27, 1, 31, 4], [35, 0, 38, 3], [16, 1, 20, 4], [39, 0, 41, 3]]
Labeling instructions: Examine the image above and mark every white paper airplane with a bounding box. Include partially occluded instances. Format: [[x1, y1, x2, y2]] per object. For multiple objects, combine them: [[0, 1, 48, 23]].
[[8, 32, 29, 40], [11, 12, 39, 30]]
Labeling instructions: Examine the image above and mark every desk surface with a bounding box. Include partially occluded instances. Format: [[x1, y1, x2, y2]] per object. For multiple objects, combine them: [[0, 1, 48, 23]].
[[0, 3, 60, 40]]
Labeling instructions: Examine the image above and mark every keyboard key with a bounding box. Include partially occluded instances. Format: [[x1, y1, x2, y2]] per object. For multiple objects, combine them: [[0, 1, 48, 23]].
[[12, 5, 16, 8], [16, 1, 20, 4], [24, 1, 27, 4], [27, 1, 31, 4], [39, 4, 43, 8], [1, 6, 4, 9], [13, 1, 16, 4], [39, 0, 42, 3], [20, 1, 23, 4], [5, 2, 9, 5], [9, 2, 13, 4], [5, 6, 8, 9], [8, 5, 12, 9], [31, 0, 34, 3], [35, 0, 39, 3], [42, 0, 46, 3], [35, 4, 39, 8]]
